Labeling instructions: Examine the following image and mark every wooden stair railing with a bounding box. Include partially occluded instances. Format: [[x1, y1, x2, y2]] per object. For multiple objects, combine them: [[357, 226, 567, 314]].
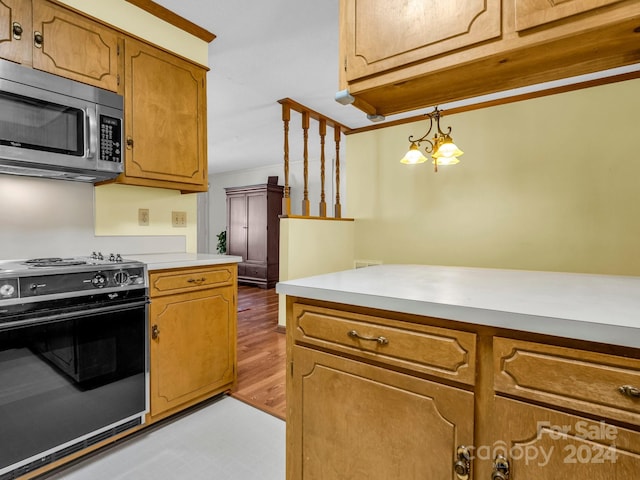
[[278, 98, 351, 219]]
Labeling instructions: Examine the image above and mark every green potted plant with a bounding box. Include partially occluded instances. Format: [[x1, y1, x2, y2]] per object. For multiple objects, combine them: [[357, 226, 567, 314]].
[[216, 230, 227, 254]]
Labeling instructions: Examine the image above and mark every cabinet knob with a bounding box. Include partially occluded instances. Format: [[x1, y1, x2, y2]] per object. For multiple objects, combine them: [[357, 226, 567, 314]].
[[34, 31, 43, 48], [126, 137, 134, 149], [454, 445, 470, 480], [491, 454, 510, 480], [12, 22, 23, 40], [151, 324, 160, 340]]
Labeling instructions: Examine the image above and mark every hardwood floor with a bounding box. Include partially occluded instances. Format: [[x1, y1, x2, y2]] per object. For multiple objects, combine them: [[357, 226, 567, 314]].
[[231, 285, 286, 420]]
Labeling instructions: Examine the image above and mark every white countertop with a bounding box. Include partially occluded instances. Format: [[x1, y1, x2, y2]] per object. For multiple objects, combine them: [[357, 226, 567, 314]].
[[126, 253, 242, 271], [276, 264, 640, 348]]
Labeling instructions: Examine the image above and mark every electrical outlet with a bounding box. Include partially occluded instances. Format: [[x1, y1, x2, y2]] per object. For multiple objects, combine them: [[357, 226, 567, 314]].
[[138, 208, 149, 226], [172, 211, 187, 227]]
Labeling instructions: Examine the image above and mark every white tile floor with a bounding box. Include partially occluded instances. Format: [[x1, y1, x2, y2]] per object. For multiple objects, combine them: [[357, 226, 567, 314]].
[[42, 396, 285, 480]]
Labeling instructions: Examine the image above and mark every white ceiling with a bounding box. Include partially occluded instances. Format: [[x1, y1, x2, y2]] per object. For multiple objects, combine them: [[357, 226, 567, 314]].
[[152, 0, 386, 175], [152, 1, 640, 176]]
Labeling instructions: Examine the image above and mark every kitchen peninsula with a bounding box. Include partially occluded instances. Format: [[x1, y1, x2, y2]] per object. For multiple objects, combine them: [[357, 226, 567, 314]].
[[277, 265, 640, 479]]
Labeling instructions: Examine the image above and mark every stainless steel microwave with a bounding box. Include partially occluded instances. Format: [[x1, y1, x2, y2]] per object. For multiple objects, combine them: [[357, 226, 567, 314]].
[[0, 59, 124, 183]]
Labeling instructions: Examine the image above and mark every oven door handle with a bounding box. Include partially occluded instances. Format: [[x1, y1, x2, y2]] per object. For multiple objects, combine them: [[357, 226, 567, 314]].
[[0, 299, 149, 331]]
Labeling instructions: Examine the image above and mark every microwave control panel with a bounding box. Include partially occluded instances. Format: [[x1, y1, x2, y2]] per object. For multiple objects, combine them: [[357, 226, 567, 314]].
[[99, 115, 122, 163]]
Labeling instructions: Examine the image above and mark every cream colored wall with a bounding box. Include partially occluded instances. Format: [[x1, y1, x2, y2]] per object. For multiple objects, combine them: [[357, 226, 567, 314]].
[[347, 78, 640, 276], [61, 0, 208, 252], [278, 218, 355, 326], [95, 185, 198, 252], [56, 0, 208, 65]]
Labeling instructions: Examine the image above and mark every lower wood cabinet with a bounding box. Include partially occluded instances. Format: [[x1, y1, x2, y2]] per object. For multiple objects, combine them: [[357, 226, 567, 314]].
[[492, 397, 640, 479], [148, 264, 237, 422], [289, 345, 474, 479], [286, 298, 640, 480]]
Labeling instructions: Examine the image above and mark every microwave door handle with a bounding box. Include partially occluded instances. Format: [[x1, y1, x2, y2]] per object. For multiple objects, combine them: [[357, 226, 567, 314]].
[[86, 107, 97, 160]]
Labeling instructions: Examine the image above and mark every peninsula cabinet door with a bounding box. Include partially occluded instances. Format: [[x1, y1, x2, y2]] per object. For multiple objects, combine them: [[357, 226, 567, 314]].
[[341, 0, 501, 82], [491, 397, 640, 479], [123, 38, 207, 190], [288, 346, 475, 480]]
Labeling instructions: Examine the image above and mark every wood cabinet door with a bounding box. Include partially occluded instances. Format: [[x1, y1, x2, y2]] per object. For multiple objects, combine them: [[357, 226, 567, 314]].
[[341, 0, 501, 82], [31, 0, 120, 91], [149, 286, 236, 417], [0, 0, 32, 64], [514, 0, 627, 31], [492, 397, 640, 479], [288, 345, 475, 480], [123, 38, 207, 191]]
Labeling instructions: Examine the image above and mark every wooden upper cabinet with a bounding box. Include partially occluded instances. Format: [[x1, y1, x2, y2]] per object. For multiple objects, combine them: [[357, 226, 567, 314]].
[[32, 1, 120, 91], [0, 0, 120, 92], [0, 0, 32, 64], [340, 0, 640, 116], [514, 0, 627, 31], [343, 0, 501, 82], [120, 38, 208, 193]]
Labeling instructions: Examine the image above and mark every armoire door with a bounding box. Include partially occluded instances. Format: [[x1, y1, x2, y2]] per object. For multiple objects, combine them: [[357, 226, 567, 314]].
[[245, 192, 267, 264]]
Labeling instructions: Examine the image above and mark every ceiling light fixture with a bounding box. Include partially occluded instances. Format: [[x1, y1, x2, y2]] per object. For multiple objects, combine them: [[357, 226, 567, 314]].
[[400, 107, 463, 172]]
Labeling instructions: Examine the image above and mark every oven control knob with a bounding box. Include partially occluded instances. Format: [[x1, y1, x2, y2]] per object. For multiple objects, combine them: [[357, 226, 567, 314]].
[[113, 271, 130, 286], [0, 283, 15, 297], [91, 273, 108, 288]]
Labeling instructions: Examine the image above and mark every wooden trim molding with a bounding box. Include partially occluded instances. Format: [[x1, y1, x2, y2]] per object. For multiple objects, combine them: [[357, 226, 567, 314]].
[[345, 70, 640, 135], [280, 215, 355, 222], [125, 0, 216, 42]]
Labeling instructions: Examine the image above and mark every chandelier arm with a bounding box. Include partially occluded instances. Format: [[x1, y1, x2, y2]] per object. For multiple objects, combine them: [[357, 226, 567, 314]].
[[434, 110, 452, 136], [407, 116, 435, 153]]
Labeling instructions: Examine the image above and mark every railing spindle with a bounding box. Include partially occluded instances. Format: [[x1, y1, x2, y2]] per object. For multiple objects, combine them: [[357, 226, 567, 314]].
[[319, 119, 327, 217], [302, 111, 310, 216], [334, 125, 342, 219]]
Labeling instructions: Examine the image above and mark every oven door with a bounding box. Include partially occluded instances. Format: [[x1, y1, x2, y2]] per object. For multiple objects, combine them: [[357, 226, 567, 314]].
[[0, 298, 148, 477]]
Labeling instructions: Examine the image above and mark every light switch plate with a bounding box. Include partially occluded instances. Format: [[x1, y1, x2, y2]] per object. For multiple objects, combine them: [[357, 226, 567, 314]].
[[138, 208, 149, 226], [172, 211, 187, 227]]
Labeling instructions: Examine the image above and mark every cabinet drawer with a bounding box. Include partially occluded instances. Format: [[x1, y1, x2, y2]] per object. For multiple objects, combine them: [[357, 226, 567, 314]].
[[292, 303, 476, 385], [150, 265, 235, 297], [241, 264, 266, 279], [494, 337, 640, 426]]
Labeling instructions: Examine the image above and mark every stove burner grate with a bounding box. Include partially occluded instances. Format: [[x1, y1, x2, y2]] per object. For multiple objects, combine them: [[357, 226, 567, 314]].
[[24, 257, 88, 267]]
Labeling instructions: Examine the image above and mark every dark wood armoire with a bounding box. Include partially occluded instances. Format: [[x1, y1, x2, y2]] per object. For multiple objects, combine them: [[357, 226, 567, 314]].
[[225, 182, 284, 288]]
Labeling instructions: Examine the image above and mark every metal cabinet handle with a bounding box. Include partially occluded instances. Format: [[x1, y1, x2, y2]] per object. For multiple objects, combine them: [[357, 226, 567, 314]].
[[126, 137, 134, 149], [454, 445, 470, 480], [347, 329, 388, 345], [619, 385, 640, 398], [187, 277, 206, 284], [151, 324, 160, 340], [492, 454, 510, 480], [12, 22, 23, 40], [34, 31, 43, 48]]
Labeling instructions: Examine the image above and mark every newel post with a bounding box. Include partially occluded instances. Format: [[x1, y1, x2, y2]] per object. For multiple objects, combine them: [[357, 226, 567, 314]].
[[282, 102, 291, 216]]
